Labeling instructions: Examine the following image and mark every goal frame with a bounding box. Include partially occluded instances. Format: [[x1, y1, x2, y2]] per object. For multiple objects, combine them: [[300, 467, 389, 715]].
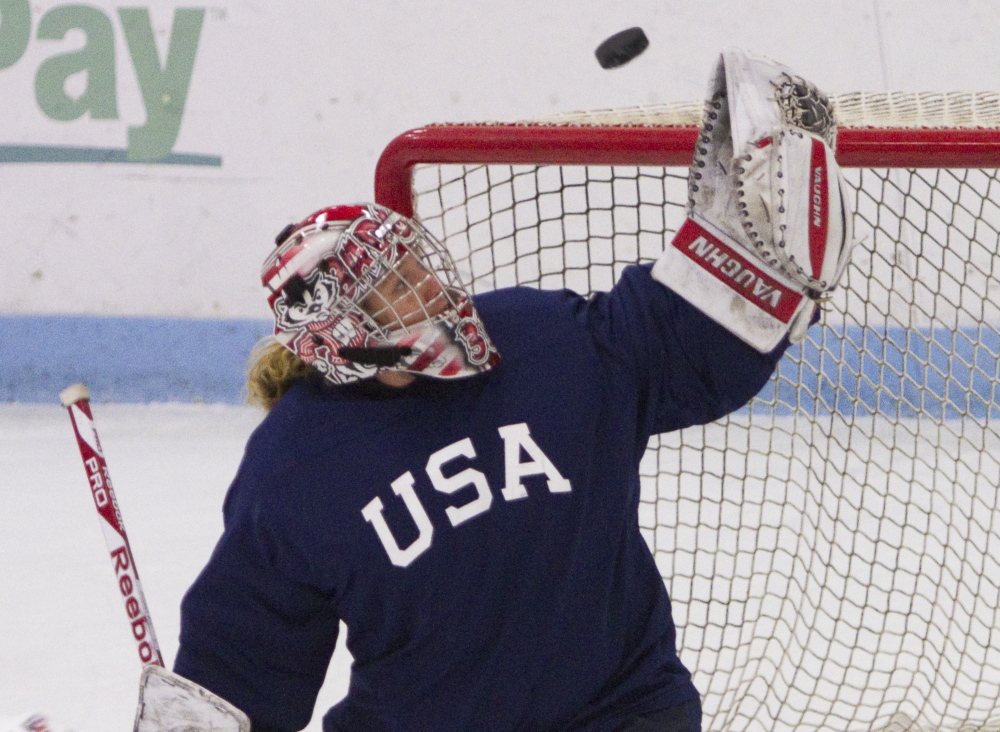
[[374, 124, 1000, 216], [370, 114, 1000, 732]]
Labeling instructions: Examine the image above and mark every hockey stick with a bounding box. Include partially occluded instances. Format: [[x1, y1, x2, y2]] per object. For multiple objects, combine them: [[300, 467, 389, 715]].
[[60, 383, 164, 668], [59, 385, 250, 731]]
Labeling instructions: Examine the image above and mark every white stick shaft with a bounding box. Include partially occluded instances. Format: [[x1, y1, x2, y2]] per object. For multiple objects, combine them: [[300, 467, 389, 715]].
[[61, 384, 165, 668]]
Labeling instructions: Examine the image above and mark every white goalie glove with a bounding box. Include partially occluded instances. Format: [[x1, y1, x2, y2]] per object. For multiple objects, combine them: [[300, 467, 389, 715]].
[[133, 665, 250, 732], [652, 48, 857, 351]]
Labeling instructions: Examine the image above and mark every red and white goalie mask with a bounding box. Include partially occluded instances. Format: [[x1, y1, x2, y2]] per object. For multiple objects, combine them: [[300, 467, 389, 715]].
[[262, 203, 500, 386]]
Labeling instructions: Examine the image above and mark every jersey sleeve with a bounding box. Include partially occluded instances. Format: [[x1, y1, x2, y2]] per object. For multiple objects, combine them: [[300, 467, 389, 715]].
[[579, 263, 787, 438], [173, 461, 340, 732]]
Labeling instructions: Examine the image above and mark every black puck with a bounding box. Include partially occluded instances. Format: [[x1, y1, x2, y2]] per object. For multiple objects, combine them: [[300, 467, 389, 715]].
[[595, 27, 649, 69]]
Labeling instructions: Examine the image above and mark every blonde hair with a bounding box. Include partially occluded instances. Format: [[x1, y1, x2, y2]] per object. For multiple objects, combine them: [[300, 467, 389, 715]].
[[246, 338, 317, 411]]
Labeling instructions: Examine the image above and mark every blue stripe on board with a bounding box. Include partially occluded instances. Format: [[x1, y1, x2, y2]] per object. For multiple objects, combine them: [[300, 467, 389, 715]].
[[755, 325, 1000, 420], [0, 315, 273, 404], [0, 145, 222, 166], [2, 317, 998, 413]]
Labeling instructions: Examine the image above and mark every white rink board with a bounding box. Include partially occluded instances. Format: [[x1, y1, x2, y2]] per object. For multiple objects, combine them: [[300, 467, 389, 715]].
[[3, 0, 1000, 319], [5, 0, 1000, 403]]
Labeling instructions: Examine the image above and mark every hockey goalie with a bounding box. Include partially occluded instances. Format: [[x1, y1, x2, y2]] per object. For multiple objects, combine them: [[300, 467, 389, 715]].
[[133, 49, 855, 732]]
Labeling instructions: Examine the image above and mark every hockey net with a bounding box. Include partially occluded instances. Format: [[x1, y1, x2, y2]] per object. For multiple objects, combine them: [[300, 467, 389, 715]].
[[374, 92, 1000, 732]]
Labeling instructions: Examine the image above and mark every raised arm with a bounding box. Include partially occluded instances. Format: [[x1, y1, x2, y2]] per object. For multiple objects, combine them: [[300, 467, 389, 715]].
[[579, 49, 856, 440]]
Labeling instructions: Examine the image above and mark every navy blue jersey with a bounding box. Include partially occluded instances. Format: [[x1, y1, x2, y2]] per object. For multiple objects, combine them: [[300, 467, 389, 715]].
[[175, 264, 786, 732]]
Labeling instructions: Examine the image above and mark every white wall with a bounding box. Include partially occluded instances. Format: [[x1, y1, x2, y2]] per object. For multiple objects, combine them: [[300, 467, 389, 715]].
[[1, 0, 998, 321]]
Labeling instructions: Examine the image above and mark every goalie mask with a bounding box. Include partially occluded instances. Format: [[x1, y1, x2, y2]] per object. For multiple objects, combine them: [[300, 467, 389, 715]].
[[262, 203, 500, 386]]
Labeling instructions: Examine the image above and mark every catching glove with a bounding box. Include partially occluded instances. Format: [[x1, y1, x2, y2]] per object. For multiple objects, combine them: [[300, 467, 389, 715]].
[[653, 48, 857, 351]]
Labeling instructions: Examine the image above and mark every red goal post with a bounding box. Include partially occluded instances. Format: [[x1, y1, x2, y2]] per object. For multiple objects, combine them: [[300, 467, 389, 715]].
[[372, 94, 1000, 732], [376, 112, 1000, 218]]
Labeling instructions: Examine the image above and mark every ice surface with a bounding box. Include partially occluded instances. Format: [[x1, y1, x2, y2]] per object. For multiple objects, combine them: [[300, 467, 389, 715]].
[[0, 404, 351, 732]]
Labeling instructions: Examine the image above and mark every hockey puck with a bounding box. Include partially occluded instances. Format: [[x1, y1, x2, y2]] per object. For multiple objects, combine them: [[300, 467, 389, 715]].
[[595, 27, 649, 69]]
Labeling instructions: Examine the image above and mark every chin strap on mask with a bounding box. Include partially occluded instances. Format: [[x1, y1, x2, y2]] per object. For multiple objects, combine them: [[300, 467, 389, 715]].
[[337, 345, 413, 367]]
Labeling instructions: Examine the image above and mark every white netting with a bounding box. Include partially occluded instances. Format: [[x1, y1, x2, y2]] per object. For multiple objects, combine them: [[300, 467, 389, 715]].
[[527, 91, 1000, 129], [407, 138, 1000, 731]]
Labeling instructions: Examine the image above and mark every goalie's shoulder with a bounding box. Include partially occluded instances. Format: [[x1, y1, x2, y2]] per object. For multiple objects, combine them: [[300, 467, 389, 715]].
[[474, 284, 594, 336], [474, 283, 579, 313]]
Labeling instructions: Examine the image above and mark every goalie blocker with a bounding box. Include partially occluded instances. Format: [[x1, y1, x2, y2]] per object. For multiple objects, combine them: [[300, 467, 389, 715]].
[[133, 665, 249, 732], [653, 48, 856, 352]]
